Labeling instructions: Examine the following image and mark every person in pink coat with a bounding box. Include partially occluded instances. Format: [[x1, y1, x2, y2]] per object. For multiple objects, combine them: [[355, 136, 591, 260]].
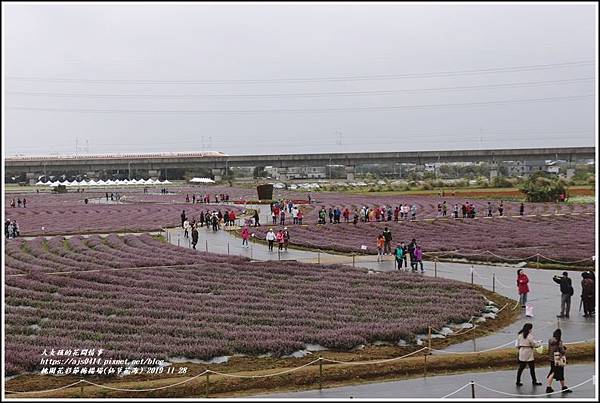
[[276, 230, 285, 251], [241, 226, 250, 248], [517, 269, 530, 308]]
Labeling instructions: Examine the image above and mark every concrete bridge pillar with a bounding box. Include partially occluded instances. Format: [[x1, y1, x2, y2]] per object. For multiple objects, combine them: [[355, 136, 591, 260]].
[[26, 172, 37, 185], [345, 165, 356, 181], [212, 168, 224, 182], [277, 168, 288, 181], [489, 162, 498, 181], [566, 167, 576, 180]]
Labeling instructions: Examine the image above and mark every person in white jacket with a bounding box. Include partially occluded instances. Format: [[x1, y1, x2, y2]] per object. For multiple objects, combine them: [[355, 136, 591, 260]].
[[183, 219, 190, 238], [516, 323, 543, 387], [265, 229, 276, 252]]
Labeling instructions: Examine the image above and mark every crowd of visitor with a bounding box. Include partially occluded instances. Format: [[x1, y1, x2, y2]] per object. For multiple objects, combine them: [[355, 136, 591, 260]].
[[8, 198, 27, 208], [185, 193, 231, 204], [5, 219, 20, 239]]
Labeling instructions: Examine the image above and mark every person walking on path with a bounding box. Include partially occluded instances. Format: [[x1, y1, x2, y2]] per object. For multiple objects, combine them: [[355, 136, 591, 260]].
[[253, 210, 261, 227], [266, 229, 276, 252], [517, 269, 530, 308], [408, 239, 417, 271], [23, 198, 26, 208], [183, 219, 190, 238], [191, 226, 199, 250], [414, 244, 424, 273], [383, 227, 393, 255], [546, 328, 572, 394], [487, 202, 493, 217], [297, 210, 303, 225], [553, 272, 574, 318], [453, 204, 459, 219], [515, 323, 543, 387], [280, 210, 286, 226], [181, 210, 186, 228], [241, 225, 250, 247], [581, 272, 594, 318], [442, 201, 447, 217], [520, 202, 525, 216], [283, 227, 290, 251], [498, 201, 504, 216], [276, 229, 285, 251], [410, 204, 417, 221], [376, 235, 385, 262], [394, 243, 405, 271]]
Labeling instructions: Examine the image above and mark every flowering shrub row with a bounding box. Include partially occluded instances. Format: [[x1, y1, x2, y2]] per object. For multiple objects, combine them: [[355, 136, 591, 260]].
[[249, 214, 595, 265], [5, 234, 486, 375]]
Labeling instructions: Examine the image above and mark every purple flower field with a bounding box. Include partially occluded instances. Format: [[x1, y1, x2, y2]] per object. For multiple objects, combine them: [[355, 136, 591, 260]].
[[5, 203, 243, 236], [4, 234, 486, 376], [250, 214, 595, 265]]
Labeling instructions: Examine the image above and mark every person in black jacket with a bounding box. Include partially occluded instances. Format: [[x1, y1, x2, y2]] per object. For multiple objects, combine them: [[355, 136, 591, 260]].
[[191, 226, 199, 249], [407, 239, 417, 272], [581, 272, 595, 318], [553, 272, 574, 318]]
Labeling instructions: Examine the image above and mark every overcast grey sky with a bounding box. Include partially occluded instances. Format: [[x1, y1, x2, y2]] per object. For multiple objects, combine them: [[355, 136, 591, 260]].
[[3, 2, 597, 156]]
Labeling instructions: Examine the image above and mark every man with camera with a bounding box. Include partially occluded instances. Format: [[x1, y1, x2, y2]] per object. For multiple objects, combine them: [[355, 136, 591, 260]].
[[553, 272, 574, 319]]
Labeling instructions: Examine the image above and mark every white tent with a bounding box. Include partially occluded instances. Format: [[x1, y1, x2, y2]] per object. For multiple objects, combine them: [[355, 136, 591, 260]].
[[36, 180, 45, 186], [51, 181, 60, 186], [162, 179, 172, 184], [106, 179, 116, 185], [97, 180, 107, 185], [71, 180, 81, 186], [189, 177, 215, 184], [143, 179, 154, 184], [88, 180, 98, 186], [79, 180, 89, 186], [136, 179, 146, 184]]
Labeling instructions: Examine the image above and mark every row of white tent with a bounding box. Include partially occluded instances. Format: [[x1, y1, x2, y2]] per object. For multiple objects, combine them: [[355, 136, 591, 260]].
[[36, 179, 172, 187]]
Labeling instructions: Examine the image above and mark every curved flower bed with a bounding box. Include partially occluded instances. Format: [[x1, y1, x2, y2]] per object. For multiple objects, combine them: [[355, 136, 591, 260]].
[[5, 234, 486, 376], [249, 214, 595, 266]]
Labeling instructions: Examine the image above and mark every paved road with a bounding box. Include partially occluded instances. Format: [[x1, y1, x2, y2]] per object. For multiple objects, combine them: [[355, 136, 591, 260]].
[[253, 363, 596, 399], [165, 208, 596, 353]]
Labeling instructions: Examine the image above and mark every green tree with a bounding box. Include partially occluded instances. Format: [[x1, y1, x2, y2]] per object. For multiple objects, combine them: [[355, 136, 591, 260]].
[[519, 172, 567, 202]]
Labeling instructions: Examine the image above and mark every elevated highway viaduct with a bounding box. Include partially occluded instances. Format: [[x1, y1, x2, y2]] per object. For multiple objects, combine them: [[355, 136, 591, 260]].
[[5, 146, 595, 182]]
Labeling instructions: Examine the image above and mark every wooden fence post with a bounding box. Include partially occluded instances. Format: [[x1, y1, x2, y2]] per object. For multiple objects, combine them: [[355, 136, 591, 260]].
[[319, 356, 323, 390], [471, 381, 475, 398], [492, 273, 495, 293], [434, 258, 437, 277], [205, 369, 210, 398]]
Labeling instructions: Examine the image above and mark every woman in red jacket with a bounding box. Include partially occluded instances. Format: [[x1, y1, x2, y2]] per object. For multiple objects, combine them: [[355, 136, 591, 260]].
[[517, 269, 530, 308]]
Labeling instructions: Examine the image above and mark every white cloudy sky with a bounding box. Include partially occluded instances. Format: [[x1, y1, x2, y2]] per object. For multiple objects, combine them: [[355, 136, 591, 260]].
[[3, 2, 597, 156]]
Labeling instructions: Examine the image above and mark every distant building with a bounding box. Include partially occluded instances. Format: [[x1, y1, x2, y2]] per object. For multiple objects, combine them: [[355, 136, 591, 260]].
[[265, 166, 327, 179]]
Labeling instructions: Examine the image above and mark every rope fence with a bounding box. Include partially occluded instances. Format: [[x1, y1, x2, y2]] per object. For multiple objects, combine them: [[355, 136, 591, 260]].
[[440, 377, 594, 399], [6, 338, 593, 395]]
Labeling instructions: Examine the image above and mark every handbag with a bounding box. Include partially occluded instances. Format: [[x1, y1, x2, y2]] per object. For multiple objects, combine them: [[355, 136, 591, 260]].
[[553, 352, 567, 367]]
